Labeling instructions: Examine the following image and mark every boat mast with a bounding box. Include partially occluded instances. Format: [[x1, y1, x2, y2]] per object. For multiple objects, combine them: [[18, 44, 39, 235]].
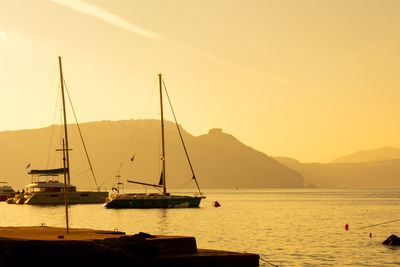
[[58, 56, 71, 185], [61, 138, 69, 234], [159, 73, 167, 197]]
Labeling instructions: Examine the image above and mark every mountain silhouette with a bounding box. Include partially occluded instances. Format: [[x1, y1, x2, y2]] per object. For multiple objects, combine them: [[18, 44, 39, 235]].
[[0, 120, 304, 190], [330, 146, 400, 163], [275, 156, 400, 188]]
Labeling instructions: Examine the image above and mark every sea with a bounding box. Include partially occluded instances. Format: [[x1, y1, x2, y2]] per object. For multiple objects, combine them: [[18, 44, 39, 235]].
[[1, 188, 400, 266]]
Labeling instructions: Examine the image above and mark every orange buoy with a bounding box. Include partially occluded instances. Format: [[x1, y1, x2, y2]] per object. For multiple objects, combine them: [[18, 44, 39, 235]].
[[213, 201, 221, 207], [345, 224, 349, 231]]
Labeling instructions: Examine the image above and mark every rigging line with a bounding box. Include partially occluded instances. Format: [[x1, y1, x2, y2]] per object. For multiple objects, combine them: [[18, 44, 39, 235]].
[[161, 79, 203, 195], [46, 125, 56, 169], [259, 257, 279, 267], [99, 163, 123, 189], [154, 186, 162, 193], [133, 83, 157, 149], [117, 80, 156, 179], [51, 95, 65, 170], [46, 93, 60, 169], [360, 218, 400, 229], [126, 84, 156, 163], [73, 168, 91, 179], [31, 62, 60, 170], [116, 163, 123, 177], [63, 79, 100, 191], [111, 163, 124, 188], [173, 178, 195, 190]]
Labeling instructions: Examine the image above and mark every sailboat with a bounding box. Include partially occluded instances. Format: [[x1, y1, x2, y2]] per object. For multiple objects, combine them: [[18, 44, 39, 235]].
[[8, 57, 108, 205], [104, 74, 205, 209]]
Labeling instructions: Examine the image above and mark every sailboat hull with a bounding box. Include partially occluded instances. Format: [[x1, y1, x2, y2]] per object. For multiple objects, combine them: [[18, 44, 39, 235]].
[[104, 194, 202, 209]]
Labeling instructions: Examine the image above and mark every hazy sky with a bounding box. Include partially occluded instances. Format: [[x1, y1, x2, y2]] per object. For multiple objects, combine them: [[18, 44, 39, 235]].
[[1, 0, 400, 162]]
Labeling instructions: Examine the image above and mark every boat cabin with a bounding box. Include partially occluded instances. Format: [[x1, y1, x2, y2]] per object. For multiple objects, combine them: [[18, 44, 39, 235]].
[[26, 168, 76, 193], [25, 181, 76, 193]]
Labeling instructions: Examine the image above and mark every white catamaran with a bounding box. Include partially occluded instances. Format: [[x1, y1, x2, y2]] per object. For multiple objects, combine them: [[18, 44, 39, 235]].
[[7, 57, 108, 205]]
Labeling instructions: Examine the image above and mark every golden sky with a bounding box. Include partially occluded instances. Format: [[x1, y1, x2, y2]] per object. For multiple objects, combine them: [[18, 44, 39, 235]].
[[1, 0, 400, 162]]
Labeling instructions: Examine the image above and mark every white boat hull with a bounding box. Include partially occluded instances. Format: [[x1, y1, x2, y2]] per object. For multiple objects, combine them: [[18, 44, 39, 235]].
[[21, 191, 108, 205]]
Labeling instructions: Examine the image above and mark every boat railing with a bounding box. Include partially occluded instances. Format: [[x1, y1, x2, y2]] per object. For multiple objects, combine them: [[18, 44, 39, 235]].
[[30, 175, 63, 184]]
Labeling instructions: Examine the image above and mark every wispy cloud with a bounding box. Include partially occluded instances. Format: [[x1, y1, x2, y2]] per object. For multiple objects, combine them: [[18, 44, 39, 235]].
[[51, 0, 159, 39], [0, 29, 33, 44], [51, 0, 287, 83], [163, 38, 287, 83], [0, 30, 9, 41]]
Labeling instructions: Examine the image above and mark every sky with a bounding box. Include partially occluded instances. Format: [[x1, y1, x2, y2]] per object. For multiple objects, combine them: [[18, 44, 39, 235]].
[[1, 0, 400, 163]]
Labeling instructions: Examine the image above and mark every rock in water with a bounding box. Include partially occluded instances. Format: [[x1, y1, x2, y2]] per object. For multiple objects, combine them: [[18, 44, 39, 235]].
[[382, 234, 400, 245]]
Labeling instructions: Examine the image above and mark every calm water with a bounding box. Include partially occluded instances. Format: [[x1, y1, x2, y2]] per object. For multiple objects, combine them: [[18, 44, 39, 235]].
[[1, 189, 400, 266]]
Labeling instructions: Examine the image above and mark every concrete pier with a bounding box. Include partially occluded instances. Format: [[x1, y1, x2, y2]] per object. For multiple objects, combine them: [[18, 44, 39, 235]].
[[0, 226, 259, 266]]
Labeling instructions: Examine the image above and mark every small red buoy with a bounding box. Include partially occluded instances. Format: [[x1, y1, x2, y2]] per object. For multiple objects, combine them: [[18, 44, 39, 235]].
[[369, 232, 372, 238], [213, 201, 221, 207], [345, 224, 349, 231]]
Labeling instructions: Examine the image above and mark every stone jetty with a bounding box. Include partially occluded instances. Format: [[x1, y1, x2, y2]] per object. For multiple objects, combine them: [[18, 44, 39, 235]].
[[0, 226, 259, 266]]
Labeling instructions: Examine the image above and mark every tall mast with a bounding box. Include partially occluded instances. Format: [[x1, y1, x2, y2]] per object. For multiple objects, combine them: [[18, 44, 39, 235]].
[[159, 73, 167, 197], [61, 138, 69, 234], [58, 56, 71, 185]]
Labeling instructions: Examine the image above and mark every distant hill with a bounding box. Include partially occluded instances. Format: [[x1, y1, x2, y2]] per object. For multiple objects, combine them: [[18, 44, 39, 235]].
[[330, 146, 400, 163], [275, 156, 400, 188], [192, 129, 304, 188], [0, 120, 304, 190]]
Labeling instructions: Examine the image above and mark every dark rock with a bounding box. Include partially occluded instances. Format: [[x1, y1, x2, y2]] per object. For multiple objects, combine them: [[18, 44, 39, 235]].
[[132, 232, 156, 239], [382, 234, 400, 245]]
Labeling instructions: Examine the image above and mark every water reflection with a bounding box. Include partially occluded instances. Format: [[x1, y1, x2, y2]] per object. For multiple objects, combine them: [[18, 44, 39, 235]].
[[1, 189, 400, 265], [157, 209, 169, 234]]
